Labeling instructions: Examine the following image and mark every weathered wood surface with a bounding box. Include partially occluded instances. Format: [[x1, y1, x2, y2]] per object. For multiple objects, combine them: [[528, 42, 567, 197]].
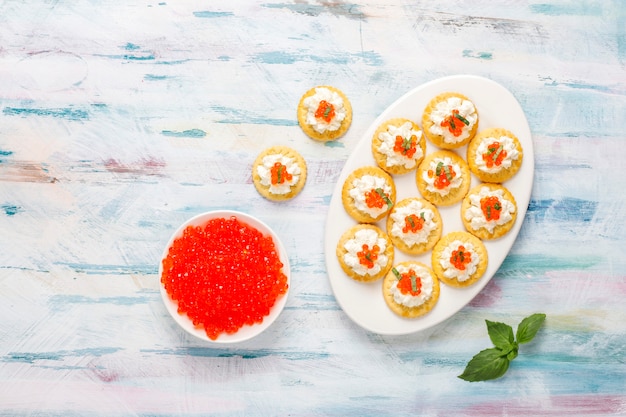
[[1, 1, 625, 415]]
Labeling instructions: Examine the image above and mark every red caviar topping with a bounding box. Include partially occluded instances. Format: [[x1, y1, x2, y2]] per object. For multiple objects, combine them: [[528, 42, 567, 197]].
[[482, 141, 508, 168], [427, 161, 456, 190], [480, 196, 502, 221], [394, 268, 422, 296], [441, 110, 469, 137], [365, 188, 392, 210], [393, 134, 418, 158], [270, 162, 292, 185], [357, 244, 380, 269], [315, 100, 335, 123], [451, 245, 472, 271], [161, 217, 288, 340], [402, 213, 425, 233]]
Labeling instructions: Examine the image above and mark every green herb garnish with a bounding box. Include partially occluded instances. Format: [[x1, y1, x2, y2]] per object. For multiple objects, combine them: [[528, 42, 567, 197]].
[[409, 273, 418, 292], [375, 188, 393, 209], [458, 313, 546, 382], [403, 137, 412, 151], [407, 215, 416, 228], [435, 161, 444, 176], [392, 268, 401, 280], [454, 112, 470, 125], [493, 144, 504, 160]]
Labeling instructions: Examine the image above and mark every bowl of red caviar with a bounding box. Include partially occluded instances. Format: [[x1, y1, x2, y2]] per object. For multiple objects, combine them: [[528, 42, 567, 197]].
[[159, 210, 290, 343]]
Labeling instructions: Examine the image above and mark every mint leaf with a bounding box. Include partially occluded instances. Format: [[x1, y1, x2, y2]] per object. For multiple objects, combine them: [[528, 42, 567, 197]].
[[516, 313, 546, 344], [458, 348, 510, 382], [486, 320, 515, 351]]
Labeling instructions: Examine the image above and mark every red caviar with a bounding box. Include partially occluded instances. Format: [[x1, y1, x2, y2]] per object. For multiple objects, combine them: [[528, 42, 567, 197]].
[[482, 141, 507, 168], [315, 100, 335, 123], [161, 216, 288, 340], [402, 214, 425, 233], [440, 110, 469, 137], [396, 269, 422, 296], [357, 244, 380, 269], [480, 196, 502, 221], [451, 245, 472, 271], [393, 134, 418, 158], [428, 162, 456, 190], [365, 188, 391, 210], [270, 162, 292, 185]]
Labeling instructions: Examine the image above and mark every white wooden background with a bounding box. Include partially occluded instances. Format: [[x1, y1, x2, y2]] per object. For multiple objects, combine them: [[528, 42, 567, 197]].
[[1, 1, 625, 415]]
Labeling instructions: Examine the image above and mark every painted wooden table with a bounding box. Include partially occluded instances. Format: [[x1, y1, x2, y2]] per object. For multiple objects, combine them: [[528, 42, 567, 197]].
[[1, 1, 625, 415]]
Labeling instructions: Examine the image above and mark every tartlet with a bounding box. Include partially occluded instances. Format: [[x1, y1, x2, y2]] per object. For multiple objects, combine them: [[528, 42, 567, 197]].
[[386, 197, 442, 255], [341, 166, 396, 223], [297, 85, 352, 141], [431, 231, 488, 288], [461, 183, 517, 240], [416, 150, 471, 206], [336, 224, 394, 282], [467, 127, 523, 183], [371, 118, 426, 175], [383, 261, 440, 318], [422, 92, 479, 149], [252, 146, 307, 201]]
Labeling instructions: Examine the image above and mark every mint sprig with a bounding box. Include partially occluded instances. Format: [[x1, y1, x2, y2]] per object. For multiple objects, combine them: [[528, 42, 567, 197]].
[[458, 313, 546, 382]]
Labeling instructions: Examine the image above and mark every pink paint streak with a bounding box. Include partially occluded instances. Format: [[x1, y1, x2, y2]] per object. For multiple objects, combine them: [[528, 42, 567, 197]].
[[468, 279, 502, 308], [465, 394, 626, 416], [104, 157, 166, 176]]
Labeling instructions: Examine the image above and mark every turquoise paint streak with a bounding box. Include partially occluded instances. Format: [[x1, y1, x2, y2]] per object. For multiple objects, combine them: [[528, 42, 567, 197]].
[[120, 54, 155, 61], [161, 128, 206, 138], [208, 106, 298, 126], [93, 53, 155, 61], [497, 253, 601, 274], [144, 74, 170, 81], [542, 78, 622, 94], [142, 347, 330, 361], [1, 204, 21, 216], [210, 105, 296, 126], [0, 149, 13, 163], [527, 198, 597, 222], [3, 107, 89, 121], [123, 42, 141, 51], [462, 49, 493, 60], [193, 11, 234, 18], [324, 141, 344, 148], [3, 347, 120, 364], [254, 50, 382, 66], [54, 262, 158, 275], [285, 293, 340, 311], [530, 3, 602, 16], [216, 117, 296, 126], [48, 294, 153, 307], [618, 2, 626, 60]]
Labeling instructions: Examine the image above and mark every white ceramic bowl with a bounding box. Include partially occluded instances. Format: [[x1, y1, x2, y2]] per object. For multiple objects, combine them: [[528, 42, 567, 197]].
[[159, 210, 290, 343]]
